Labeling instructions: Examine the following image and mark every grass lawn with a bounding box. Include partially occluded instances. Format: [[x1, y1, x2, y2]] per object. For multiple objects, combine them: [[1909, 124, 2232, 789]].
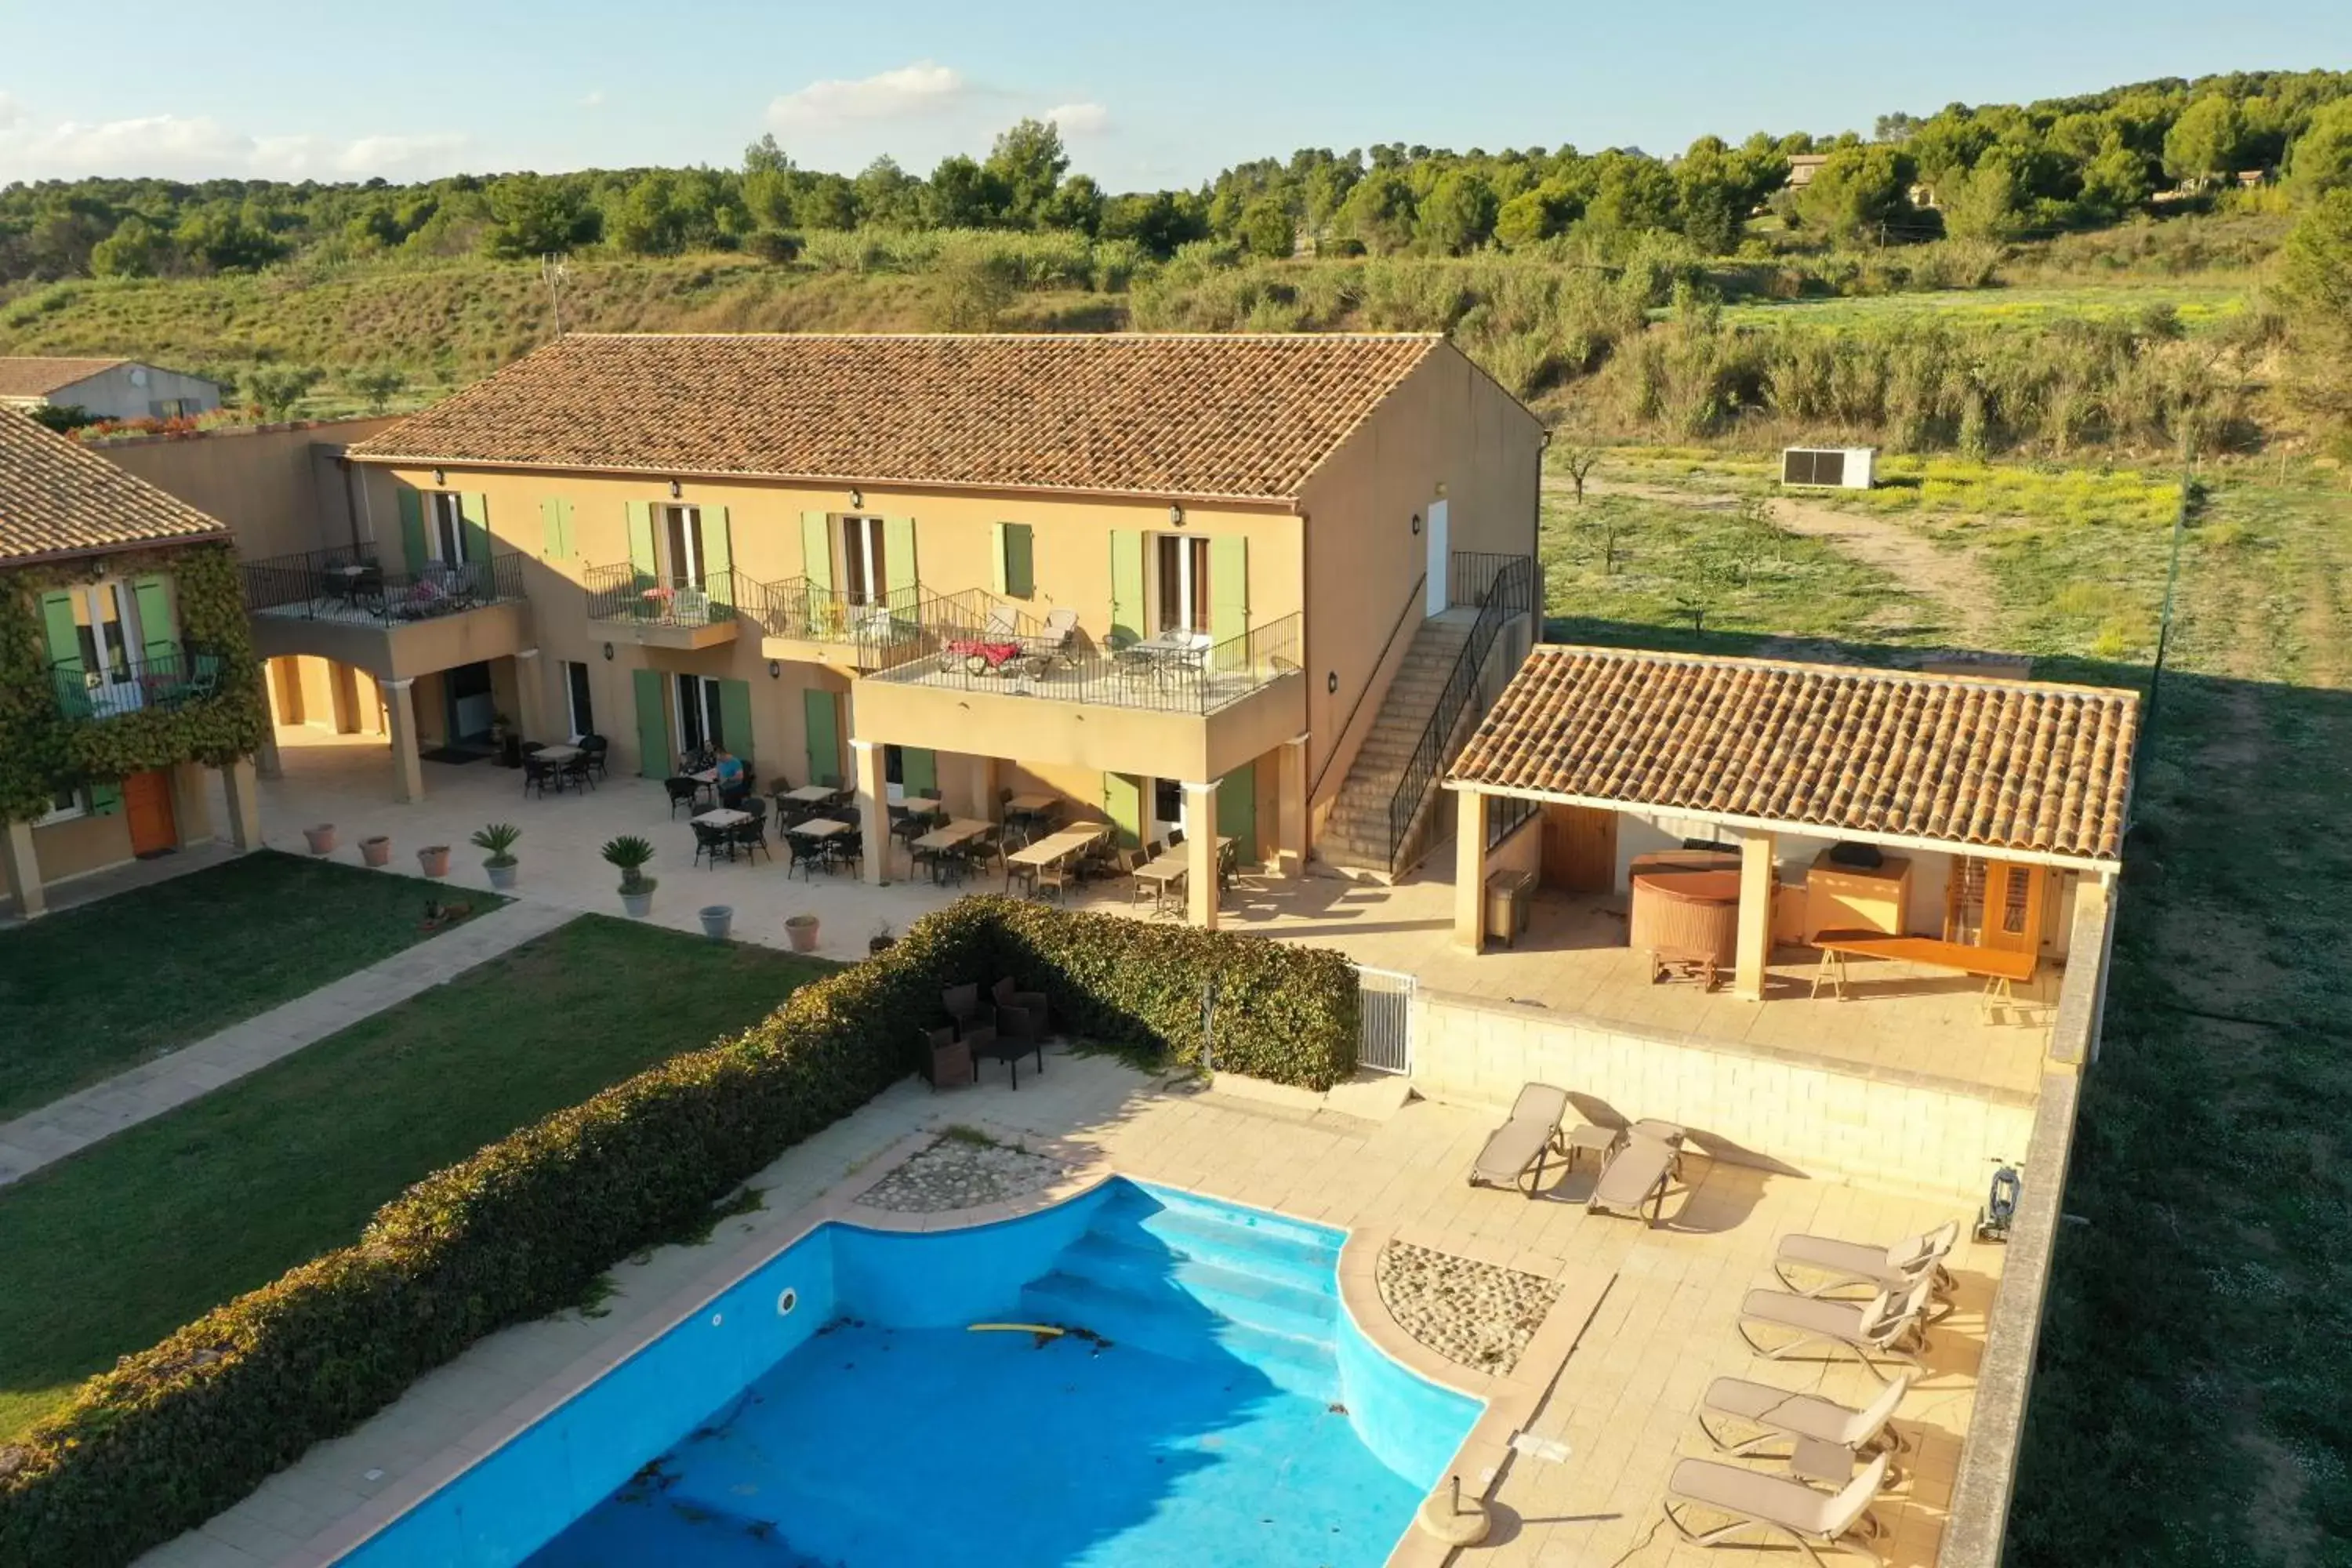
[[0, 850, 507, 1122], [0, 914, 833, 1440]]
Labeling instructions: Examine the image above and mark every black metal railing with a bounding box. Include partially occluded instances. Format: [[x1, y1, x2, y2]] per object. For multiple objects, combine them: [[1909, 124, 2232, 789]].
[[243, 547, 524, 625], [1450, 550, 1526, 611], [754, 577, 932, 667], [1487, 794, 1540, 849], [51, 642, 225, 721], [1385, 554, 1536, 870], [584, 565, 740, 630], [869, 598, 1303, 717]]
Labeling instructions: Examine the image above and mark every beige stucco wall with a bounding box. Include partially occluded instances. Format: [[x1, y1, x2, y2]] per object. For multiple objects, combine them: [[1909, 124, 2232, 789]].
[[0, 760, 222, 906], [94, 417, 401, 561], [1411, 991, 2038, 1198]]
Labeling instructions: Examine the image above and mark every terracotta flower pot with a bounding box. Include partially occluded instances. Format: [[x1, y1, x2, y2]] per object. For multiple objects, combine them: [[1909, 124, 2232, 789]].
[[416, 845, 452, 878], [785, 914, 819, 953], [303, 825, 336, 855], [360, 835, 391, 868]]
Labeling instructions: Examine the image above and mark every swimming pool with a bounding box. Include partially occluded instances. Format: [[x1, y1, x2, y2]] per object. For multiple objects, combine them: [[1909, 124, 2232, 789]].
[[340, 1178, 1479, 1567]]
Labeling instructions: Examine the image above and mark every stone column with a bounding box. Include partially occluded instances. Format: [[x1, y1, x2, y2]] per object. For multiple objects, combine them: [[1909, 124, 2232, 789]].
[[1733, 829, 1778, 1001], [851, 738, 889, 885], [383, 678, 425, 804], [1454, 788, 1488, 951], [223, 758, 264, 850], [968, 753, 1001, 823], [1184, 781, 1220, 930], [3, 818, 45, 919], [514, 648, 550, 742], [255, 718, 285, 780], [169, 760, 214, 848], [1274, 734, 1309, 878]]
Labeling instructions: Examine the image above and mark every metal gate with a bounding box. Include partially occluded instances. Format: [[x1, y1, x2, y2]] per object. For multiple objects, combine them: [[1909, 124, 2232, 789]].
[[1356, 966, 1416, 1075]]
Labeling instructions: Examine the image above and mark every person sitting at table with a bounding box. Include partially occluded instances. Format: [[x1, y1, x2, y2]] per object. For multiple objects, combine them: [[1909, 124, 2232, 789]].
[[713, 749, 749, 807]]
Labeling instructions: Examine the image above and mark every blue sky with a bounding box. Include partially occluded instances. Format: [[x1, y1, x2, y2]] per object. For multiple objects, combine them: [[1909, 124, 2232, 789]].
[[0, 1, 2344, 187]]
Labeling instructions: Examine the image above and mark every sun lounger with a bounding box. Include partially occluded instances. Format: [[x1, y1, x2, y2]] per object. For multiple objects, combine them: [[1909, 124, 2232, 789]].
[[1699, 1370, 1913, 1461], [1664, 1451, 1890, 1566], [1737, 1276, 1936, 1382], [1586, 1120, 1685, 1226], [1776, 1220, 1959, 1299], [1468, 1083, 1570, 1198]]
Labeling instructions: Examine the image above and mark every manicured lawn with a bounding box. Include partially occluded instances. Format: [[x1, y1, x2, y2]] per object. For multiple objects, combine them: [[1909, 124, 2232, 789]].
[[0, 850, 505, 1121], [0, 915, 832, 1440]]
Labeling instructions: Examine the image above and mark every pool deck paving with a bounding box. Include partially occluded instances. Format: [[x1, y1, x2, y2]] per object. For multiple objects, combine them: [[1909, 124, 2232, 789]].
[[0, 901, 575, 1189], [136, 1046, 1991, 1568]]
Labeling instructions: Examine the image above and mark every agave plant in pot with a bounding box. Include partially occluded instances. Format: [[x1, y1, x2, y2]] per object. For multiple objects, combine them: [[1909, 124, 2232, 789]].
[[602, 834, 658, 917], [471, 822, 522, 890]]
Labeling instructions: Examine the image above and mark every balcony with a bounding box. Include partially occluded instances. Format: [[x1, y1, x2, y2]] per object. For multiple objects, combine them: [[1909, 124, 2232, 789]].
[[50, 643, 227, 722], [751, 578, 931, 673], [241, 547, 532, 681], [853, 594, 1306, 782], [583, 564, 742, 650]]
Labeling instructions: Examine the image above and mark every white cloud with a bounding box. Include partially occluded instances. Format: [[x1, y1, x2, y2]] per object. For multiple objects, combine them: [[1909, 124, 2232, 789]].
[[1040, 102, 1110, 136], [581, 88, 606, 111], [0, 105, 470, 181], [0, 92, 26, 132], [767, 60, 967, 127]]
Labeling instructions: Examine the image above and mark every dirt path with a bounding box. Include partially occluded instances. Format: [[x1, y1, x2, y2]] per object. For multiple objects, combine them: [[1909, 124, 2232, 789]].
[[1579, 475, 2005, 652]]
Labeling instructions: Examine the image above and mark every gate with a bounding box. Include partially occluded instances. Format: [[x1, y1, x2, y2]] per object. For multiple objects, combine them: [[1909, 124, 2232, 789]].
[[1356, 966, 1416, 1075]]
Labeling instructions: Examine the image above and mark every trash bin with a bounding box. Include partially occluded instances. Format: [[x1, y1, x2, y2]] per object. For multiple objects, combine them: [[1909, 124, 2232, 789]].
[[1485, 869, 1535, 948]]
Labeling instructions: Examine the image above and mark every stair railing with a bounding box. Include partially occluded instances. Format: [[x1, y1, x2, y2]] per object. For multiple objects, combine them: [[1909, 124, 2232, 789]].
[[1309, 572, 1427, 805], [1382, 554, 1534, 872]]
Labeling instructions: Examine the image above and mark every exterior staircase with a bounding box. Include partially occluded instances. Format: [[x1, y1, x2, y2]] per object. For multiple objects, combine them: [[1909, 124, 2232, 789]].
[[1316, 608, 1481, 879]]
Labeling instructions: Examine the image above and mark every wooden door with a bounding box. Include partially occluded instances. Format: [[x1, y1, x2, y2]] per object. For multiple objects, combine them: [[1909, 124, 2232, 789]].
[[1540, 804, 1616, 892], [124, 769, 177, 857], [1947, 857, 2047, 954]]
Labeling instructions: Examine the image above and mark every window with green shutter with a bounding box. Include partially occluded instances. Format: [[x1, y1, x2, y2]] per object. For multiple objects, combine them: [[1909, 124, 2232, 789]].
[[700, 506, 733, 608], [1109, 532, 1144, 644], [804, 689, 842, 786], [395, 486, 427, 574], [38, 590, 81, 673], [1209, 536, 1249, 643], [626, 501, 658, 586], [131, 576, 178, 664], [993, 522, 1035, 599], [539, 498, 574, 559]]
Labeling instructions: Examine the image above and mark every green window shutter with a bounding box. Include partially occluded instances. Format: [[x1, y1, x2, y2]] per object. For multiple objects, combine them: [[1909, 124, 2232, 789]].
[[800, 511, 833, 592], [88, 780, 122, 816], [395, 486, 427, 574], [700, 506, 733, 609], [717, 677, 753, 764], [1109, 531, 1144, 644], [626, 501, 658, 586], [632, 667, 669, 779], [539, 498, 573, 558], [995, 522, 1034, 599], [1210, 535, 1250, 643], [38, 590, 82, 673], [804, 689, 841, 785], [459, 492, 492, 566], [131, 575, 178, 663], [882, 515, 917, 597], [901, 746, 937, 796], [1216, 761, 1258, 861], [1103, 771, 1143, 848]]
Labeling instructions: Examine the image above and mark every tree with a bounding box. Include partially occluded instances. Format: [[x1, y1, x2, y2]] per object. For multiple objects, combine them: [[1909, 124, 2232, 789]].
[[743, 135, 798, 229], [792, 174, 859, 231], [1100, 191, 1210, 257], [483, 175, 593, 259], [2278, 189, 2352, 419], [1236, 195, 1294, 259], [1417, 169, 1498, 254], [1494, 180, 1581, 248], [245, 365, 325, 421], [926, 154, 1004, 228], [1556, 443, 1602, 505], [2164, 95, 2245, 185], [172, 205, 287, 273], [89, 216, 172, 278], [852, 157, 924, 227], [983, 118, 1069, 228], [931, 250, 1018, 330], [1940, 148, 2030, 240], [348, 365, 407, 414], [1333, 168, 1417, 254], [2288, 100, 2352, 199], [1794, 144, 1918, 242], [2078, 145, 2155, 217], [1043, 172, 1104, 236]]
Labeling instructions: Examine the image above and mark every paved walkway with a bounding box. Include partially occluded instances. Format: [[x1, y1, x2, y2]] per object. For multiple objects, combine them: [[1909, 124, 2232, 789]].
[[0, 901, 576, 1188]]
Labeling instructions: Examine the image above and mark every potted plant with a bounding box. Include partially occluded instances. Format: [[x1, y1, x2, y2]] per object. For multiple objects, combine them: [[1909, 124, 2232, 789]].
[[303, 824, 336, 855], [416, 844, 452, 878], [869, 920, 896, 957], [785, 913, 820, 953], [699, 904, 735, 940], [472, 822, 521, 890], [360, 834, 392, 868], [602, 834, 658, 917]]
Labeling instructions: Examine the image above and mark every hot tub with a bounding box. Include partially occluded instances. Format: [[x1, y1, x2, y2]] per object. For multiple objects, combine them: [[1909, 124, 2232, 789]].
[[1628, 869, 1741, 975]]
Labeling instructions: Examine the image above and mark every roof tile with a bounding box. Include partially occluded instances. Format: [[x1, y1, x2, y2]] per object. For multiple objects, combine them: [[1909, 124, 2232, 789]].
[[0, 408, 227, 564], [0, 358, 130, 400]]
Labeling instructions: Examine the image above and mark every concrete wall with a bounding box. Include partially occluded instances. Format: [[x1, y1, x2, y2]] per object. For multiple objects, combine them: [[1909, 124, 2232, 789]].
[[48, 363, 223, 422], [96, 417, 402, 561], [1410, 991, 2038, 1198]]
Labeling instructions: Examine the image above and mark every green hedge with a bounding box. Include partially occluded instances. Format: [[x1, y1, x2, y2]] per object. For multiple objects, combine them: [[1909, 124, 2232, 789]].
[[0, 898, 1358, 1566]]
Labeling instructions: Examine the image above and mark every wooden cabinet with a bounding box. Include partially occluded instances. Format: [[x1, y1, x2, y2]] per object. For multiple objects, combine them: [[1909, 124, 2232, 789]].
[[1806, 851, 1912, 939]]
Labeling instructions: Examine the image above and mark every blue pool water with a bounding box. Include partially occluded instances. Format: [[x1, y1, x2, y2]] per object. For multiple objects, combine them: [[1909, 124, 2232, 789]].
[[342, 1180, 1479, 1568]]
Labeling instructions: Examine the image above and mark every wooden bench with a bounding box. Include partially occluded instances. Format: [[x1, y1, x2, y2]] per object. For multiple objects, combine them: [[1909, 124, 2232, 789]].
[[1809, 929, 2039, 1019]]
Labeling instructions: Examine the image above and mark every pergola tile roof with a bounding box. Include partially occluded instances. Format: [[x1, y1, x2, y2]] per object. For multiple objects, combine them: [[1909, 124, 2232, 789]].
[[349, 332, 1448, 502], [1450, 645, 2139, 864]]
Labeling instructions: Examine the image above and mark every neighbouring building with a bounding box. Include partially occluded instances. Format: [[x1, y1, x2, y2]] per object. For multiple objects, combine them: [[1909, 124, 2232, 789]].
[[0, 408, 267, 917], [0, 357, 224, 423], [303, 332, 1546, 921]]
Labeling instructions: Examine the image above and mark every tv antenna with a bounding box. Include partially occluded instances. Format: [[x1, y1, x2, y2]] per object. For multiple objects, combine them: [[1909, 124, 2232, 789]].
[[541, 254, 572, 339]]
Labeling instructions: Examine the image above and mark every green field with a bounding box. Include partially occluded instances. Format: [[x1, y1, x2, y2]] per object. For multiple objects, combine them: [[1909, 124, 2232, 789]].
[[1715, 280, 2252, 332]]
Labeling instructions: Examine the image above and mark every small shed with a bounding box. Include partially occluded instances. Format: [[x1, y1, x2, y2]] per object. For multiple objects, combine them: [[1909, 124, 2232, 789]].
[[0, 358, 223, 422]]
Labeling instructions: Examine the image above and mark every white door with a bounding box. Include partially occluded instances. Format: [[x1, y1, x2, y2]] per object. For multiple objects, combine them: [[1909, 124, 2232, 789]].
[[1425, 499, 1450, 615]]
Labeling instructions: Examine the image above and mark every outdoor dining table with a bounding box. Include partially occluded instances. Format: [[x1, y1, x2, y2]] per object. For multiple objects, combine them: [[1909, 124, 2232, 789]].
[[909, 816, 993, 885], [1004, 823, 1111, 889], [1123, 630, 1214, 684], [1005, 793, 1057, 815], [1132, 837, 1233, 916], [787, 816, 849, 840], [533, 743, 581, 764], [780, 783, 844, 806], [695, 807, 750, 829]]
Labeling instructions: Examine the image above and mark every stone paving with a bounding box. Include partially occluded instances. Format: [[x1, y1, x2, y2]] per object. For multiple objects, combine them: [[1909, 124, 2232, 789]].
[[1375, 1237, 1563, 1377], [855, 1128, 1069, 1213], [0, 900, 576, 1187]]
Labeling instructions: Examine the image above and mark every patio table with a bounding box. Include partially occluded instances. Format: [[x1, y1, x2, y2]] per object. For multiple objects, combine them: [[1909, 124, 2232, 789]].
[[1132, 836, 1233, 916], [532, 743, 581, 764], [1126, 630, 1214, 682], [695, 807, 750, 829], [781, 784, 842, 805], [788, 816, 848, 840], [1005, 793, 1057, 815], [1005, 822, 1111, 892], [912, 817, 991, 851]]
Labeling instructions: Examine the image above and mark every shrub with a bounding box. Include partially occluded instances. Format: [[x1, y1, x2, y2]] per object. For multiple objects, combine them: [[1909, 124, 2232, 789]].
[[0, 898, 1357, 1566]]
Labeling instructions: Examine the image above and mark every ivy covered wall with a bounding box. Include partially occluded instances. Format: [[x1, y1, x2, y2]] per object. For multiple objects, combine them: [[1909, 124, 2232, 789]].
[[0, 542, 267, 823]]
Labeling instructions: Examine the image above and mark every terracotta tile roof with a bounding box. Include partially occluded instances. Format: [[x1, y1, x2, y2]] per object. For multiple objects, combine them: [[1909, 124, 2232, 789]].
[[348, 332, 1448, 500], [1450, 645, 2140, 864], [0, 408, 228, 565], [0, 357, 130, 400]]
